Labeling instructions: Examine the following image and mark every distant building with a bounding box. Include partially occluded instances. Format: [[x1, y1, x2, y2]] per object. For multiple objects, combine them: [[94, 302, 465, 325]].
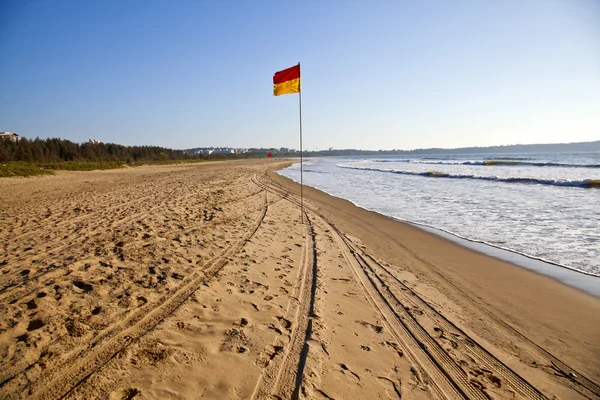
[[0, 132, 19, 142], [88, 139, 102, 144], [189, 147, 248, 155], [213, 147, 235, 154]]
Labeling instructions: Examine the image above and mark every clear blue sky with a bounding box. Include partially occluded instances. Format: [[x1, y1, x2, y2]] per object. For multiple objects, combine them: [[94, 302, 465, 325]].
[[1, 0, 599, 150]]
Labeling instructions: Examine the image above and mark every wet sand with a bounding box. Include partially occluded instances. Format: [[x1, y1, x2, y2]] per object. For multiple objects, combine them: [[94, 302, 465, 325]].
[[0, 159, 598, 399]]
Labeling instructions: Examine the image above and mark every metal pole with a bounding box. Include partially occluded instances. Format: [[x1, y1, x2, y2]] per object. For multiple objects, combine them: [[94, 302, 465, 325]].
[[298, 62, 304, 223]]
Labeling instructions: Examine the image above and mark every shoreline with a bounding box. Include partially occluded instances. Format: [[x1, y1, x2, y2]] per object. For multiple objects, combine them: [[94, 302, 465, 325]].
[[1, 160, 598, 398], [407, 221, 600, 298], [270, 166, 600, 380], [275, 165, 600, 298]]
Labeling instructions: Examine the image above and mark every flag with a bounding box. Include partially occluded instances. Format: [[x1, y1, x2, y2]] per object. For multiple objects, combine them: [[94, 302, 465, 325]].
[[273, 64, 300, 96], [267, 152, 273, 157]]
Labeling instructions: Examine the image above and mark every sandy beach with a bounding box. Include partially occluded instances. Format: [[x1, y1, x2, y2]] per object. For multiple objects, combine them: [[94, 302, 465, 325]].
[[0, 159, 598, 400]]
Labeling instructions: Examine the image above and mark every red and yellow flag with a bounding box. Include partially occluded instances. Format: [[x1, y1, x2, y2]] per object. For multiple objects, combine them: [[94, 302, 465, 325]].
[[273, 64, 300, 96]]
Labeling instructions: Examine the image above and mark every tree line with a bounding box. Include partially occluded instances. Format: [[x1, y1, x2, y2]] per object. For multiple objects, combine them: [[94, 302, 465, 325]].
[[0, 137, 244, 163]]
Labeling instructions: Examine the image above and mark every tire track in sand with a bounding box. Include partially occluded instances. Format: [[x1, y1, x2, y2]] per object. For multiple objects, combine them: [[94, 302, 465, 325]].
[[257, 173, 554, 399], [250, 174, 319, 400], [5, 192, 269, 400], [260, 171, 600, 399], [250, 213, 317, 400], [351, 245, 546, 399], [253, 173, 447, 398], [0, 185, 270, 305]]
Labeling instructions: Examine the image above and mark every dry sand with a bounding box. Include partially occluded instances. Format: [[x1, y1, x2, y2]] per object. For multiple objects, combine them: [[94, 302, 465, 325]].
[[0, 159, 598, 400]]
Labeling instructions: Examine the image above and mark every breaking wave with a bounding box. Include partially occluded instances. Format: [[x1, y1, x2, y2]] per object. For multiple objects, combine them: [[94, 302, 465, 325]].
[[371, 159, 600, 168], [337, 165, 600, 188]]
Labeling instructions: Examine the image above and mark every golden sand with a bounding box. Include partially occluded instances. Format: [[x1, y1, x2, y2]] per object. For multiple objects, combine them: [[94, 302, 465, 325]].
[[0, 160, 598, 399]]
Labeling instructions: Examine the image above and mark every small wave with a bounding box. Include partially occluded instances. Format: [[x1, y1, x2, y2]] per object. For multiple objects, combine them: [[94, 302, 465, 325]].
[[482, 160, 600, 168], [489, 156, 532, 161], [288, 166, 328, 174], [337, 165, 600, 188], [372, 159, 600, 168], [400, 220, 600, 278], [372, 159, 410, 163], [372, 159, 476, 165]]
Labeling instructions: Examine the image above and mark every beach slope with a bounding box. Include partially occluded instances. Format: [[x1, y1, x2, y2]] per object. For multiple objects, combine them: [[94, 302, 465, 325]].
[[0, 160, 598, 399]]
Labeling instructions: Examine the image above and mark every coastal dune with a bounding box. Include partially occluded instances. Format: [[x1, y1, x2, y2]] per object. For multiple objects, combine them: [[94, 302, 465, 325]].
[[0, 159, 598, 399]]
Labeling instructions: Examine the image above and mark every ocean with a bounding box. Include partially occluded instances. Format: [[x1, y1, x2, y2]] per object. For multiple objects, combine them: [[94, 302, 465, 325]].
[[278, 152, 600, 279]]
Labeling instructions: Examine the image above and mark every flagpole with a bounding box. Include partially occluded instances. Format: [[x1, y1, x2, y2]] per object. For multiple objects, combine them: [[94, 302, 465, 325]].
[[298, 62, 304, 223]]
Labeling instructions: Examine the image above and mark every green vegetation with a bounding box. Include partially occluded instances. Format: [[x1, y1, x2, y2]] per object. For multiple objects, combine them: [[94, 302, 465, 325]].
[[129, 159, 210, 166], [0, 159, 220, 177], [38, 161, 127, 171], [0, 162, 55, 177], [0, 160, 129, 177], [0, 137, 258, 177], [0, 137, 204, 164]]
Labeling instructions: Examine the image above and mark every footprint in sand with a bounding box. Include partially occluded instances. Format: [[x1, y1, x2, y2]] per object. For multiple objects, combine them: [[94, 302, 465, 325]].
[[171, 272, 184, 280], [255, 344, 284, 368], [136, 296, 148, 307], [384, 341, 404, 357], [267, 324, 283, 335], [377, 376, 402, 398], [16, 333, 28, 343], [356, 320, 383, 333], [73, 280, 93, 293], [25, 299, 37, 310], [277, 316, 292, 331], [109, 387, 141, 400], [242, 302, 260, 311], [65, 319, 87, 337], [26, 319, 45, 331], [339, 363, 361, 382]]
